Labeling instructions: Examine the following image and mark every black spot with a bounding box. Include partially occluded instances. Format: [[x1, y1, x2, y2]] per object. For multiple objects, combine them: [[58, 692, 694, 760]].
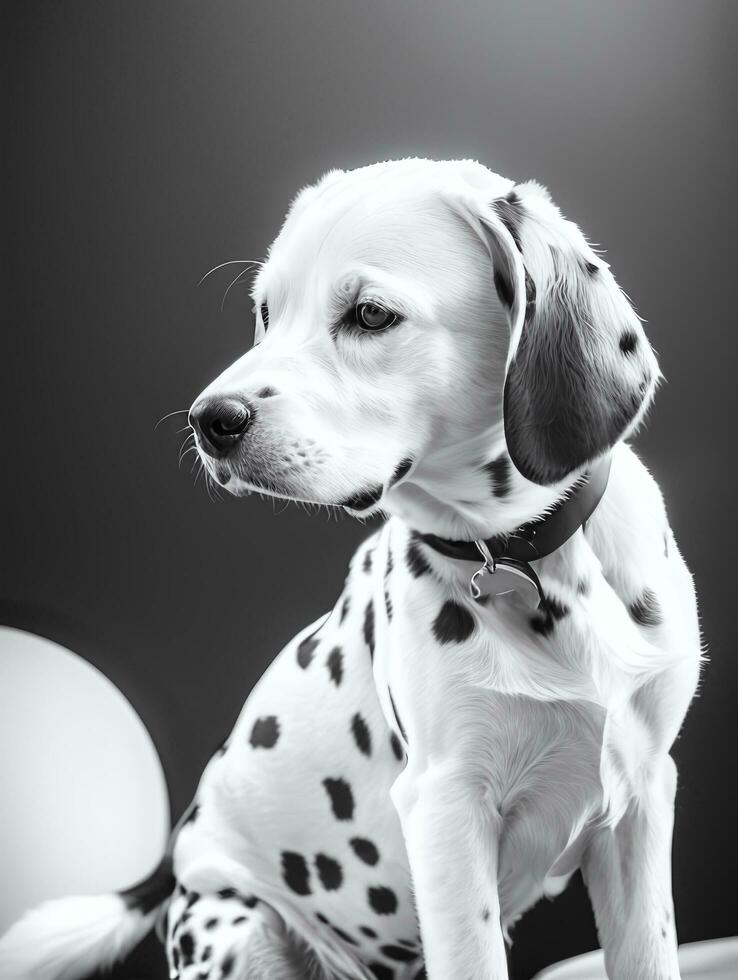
[[388, 688, 408, 744], [350, 837, 380, 866], [628, 385, 644, 412], [381, 945, 418, 962], [322, 777, 355, 820], [201, 945, 212, 961], [363, 549, 374, 573], [482, 906, 490, 922], [217, 887, 237, 899], [121, 856, 176, 914], [661, 926, 668, 938], [361, 925, 378, 938], [390, 457, 413, 486], [316, 912, 330, 924], [297, 633, 320, 669], [185, 891, 200, 909], [368, 886, 398, 915], [384, 589, 393, 621], [484, 455, 512, 498], [629, 589, 663, 627], [351, 713, 372, 756], [432, 600, 475, 644], [385, 548, 394, 577], [220, 953, 235, 978], [232, 915, 247, 925], [315, 853, 343, 890], [331, 924, 360, 946], [492, 191, 524, 253], [493, 266, 515, 309], [249, 715, 280, 749], [179, 931, 195, 967], [406, 535, 431, 577], [531, 594, 570, 636], [242, 894, 258, 908], [585, 260, 599, 275], [369, 965, 395, 980], [577, 577, 591, 596], [281, 851, 311, 895], [204, 917, 219, 929], [342, 485, 384, 511], [340, 595, 350, 623], [619, 330, 638, 354], [389, 732, 405, 762], [327, 647, 344, 686], [364, 600, 375, 657], [256, 385, 277, 399], [524, 267, 537, 323]]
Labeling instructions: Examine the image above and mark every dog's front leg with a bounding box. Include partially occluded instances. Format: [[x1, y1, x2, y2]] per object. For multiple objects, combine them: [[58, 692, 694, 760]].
[[582, 754, 681, 980], [392, 760, 508, 980]]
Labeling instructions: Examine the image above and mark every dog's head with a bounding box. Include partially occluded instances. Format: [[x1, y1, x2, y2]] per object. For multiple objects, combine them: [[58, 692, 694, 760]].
[[190, 159, 658, 536]]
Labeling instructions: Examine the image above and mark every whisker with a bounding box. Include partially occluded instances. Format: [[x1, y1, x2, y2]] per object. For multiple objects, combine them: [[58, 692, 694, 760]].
[[198, 259, 264, 287], [179, 446, 198, 468], [155, 409, 189, 431], [221, 264, 261, 312], [178, 433, 195, 463], [204, 471, 223, 503], [209, 474, 224, 501]]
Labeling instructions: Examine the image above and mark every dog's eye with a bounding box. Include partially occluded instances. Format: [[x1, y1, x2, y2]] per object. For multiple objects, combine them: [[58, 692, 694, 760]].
[[260, 303, 270, 330], [356, 302, 398, 332]]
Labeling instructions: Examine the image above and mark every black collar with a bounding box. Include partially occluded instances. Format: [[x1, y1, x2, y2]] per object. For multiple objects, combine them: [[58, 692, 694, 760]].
[[420, 455, 612, 605]]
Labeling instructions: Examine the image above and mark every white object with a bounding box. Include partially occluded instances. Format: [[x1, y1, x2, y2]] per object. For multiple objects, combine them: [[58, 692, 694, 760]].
[[0, 626, 169, 934], [534, 937, 738, 980]]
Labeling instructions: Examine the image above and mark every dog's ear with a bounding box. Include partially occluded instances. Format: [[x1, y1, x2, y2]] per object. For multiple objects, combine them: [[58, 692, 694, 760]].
[[447, 180, 660, 485]]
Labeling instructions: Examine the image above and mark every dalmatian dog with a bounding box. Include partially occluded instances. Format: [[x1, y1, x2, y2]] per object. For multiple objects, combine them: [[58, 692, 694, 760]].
[[0, 158, 701, 980]]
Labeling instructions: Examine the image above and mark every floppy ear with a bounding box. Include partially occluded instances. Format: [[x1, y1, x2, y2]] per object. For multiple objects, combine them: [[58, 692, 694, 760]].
[[451, 181, 660, 485]]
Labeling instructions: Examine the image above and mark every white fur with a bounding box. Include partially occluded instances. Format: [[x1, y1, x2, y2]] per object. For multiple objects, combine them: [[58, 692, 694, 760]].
[[0, 895, 153, 980]]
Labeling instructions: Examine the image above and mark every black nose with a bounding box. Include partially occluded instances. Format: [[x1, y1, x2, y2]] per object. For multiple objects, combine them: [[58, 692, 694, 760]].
[[189, 396, 253, 457]]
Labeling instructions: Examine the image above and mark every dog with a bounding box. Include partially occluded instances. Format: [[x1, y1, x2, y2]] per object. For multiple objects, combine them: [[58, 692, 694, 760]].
[[0, 158, 701, 980]]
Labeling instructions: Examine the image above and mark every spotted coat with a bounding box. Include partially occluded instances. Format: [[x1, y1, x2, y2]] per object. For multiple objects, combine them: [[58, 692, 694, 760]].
[[171, 535, 422, 980]]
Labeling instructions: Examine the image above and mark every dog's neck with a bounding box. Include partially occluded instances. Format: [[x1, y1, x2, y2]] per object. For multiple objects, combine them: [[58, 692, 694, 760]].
[[385, 423, 581, 542]]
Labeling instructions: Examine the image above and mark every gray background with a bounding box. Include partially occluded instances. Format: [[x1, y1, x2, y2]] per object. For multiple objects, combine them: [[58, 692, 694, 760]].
[[4, 1, 737, 976]]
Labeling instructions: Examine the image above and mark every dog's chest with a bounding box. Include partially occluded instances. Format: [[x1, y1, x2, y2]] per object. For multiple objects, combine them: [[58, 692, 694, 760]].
[[369, 523, 612, 882]]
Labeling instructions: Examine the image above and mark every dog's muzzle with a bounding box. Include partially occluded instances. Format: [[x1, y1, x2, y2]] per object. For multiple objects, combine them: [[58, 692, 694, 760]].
[[189, 396, 253, 458]]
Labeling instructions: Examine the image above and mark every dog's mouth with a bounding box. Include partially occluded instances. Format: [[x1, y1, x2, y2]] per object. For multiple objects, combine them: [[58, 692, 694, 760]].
[[339, 484, 385, 513], [199, 453, 412, 519], [214, 466, 387, 514]]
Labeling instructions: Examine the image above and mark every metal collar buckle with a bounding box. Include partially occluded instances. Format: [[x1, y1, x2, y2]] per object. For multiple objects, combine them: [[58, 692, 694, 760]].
[[469, 539, 496, 600], [469, 539, 542, 609]]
